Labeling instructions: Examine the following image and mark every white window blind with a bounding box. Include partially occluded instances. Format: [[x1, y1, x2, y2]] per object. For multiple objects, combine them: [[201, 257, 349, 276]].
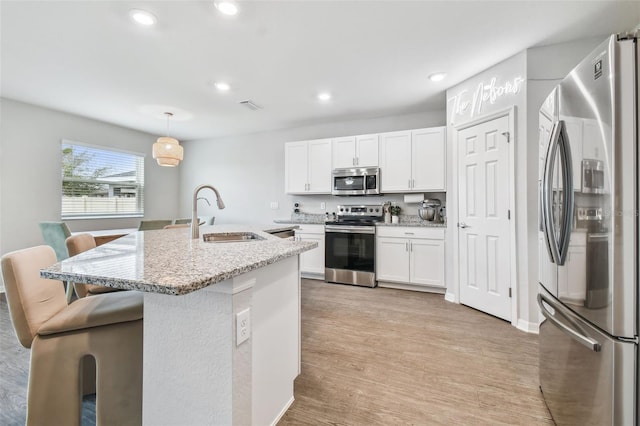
[[61, 140, 144, 219]]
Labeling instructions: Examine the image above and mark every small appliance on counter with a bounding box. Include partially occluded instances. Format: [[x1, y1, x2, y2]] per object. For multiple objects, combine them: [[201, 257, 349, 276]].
[[418, 199, 442, 223]]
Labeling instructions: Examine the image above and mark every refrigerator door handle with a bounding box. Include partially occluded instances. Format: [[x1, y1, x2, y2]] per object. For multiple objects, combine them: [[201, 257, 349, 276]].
[[537, 293, 602, 352], [542, 121, 561, 264], [556, 120, 574, 266]]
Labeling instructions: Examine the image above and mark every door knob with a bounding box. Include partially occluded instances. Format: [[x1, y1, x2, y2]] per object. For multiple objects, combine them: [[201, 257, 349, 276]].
[[458, 222, 469, 229]]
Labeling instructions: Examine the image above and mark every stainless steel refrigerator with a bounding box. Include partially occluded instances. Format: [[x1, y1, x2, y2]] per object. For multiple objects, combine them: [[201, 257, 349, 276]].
[[538, 33, 638, 425]]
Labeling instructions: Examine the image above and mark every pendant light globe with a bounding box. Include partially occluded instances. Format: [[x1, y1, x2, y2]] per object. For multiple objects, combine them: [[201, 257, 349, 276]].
[[153, 112, 183, 167]]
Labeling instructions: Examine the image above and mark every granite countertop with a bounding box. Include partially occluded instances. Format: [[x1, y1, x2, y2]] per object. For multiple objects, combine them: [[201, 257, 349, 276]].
[[41, 224, 316, 296], [275, 214, 446, 228]]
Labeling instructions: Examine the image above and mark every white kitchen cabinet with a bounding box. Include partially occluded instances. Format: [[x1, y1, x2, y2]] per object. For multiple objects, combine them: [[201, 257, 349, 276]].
[[582, 118, 604, 161], [332, 134, 379, 169], [379, 127, 446, 193], [284, 139, 332, 194], [562, 116, 583, 192], [558, 231, 587, 304], [295, 224, 325, 279], [376, 227, 445, 291]]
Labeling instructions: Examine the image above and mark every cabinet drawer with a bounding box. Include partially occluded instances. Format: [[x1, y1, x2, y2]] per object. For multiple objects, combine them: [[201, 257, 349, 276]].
[[376, 226, 445, 240], [294, 224, 325, 234]]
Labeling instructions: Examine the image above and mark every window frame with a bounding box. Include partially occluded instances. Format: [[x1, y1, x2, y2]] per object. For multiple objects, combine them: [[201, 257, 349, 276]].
[[60, 139, 145, 220]]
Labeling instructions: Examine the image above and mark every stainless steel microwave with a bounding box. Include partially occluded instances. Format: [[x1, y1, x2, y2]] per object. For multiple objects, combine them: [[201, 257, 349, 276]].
[[331, 167, 380, 196], [582, 159, 605, 194]]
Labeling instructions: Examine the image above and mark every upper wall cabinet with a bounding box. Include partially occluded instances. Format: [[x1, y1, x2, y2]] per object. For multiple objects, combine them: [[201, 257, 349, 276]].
[[332, 134, 379, 169], [379, 127, 446, 192], [285, 139, 332, 194]]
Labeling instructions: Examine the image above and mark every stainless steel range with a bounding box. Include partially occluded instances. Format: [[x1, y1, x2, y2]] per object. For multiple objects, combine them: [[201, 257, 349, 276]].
[[324, 204, 383, 288]]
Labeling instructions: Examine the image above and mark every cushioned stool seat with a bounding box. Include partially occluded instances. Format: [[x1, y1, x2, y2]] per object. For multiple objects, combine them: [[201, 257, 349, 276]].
[[1, 245, 143, 426]]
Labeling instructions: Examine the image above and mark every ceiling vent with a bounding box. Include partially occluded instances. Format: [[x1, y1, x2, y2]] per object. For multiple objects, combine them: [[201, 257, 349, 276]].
[[239, 99, 263, 111]]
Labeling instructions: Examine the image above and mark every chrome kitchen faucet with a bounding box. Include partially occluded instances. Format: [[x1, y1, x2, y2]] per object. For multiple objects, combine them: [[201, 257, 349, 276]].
[[191, 184, 225, 239]]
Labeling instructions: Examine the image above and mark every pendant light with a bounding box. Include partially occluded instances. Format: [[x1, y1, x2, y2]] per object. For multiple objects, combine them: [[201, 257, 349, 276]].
[[153, 112, 184, 167]]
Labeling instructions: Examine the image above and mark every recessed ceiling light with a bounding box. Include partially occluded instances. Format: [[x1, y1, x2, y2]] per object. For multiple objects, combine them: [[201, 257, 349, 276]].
[[129, 9, 157, 26], [317, 92, 332, 102], [214, 1, 239, 16], [429, 72, 447, 82], [214, 82, 231, 92]]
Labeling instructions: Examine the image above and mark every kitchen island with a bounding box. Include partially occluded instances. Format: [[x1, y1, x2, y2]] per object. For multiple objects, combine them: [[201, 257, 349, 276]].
[[41, 224, 316, 426]]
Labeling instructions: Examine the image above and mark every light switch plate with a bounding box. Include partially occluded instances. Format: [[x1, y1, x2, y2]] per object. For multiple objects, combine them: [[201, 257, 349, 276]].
[[270, 201, 279, 210], [236, 308, 251, 346], [320, 202, 326, 210]]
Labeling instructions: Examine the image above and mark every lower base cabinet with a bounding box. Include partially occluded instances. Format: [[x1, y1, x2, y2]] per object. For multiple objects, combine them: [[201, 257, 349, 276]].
[[376, 227, 445, 291], [294, 225, 325, 279]]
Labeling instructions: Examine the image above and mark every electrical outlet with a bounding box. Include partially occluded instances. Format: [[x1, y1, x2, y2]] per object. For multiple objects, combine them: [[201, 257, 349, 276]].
[[270, 201, 279, 210], [320, 202, 326, 210], [236, 308, 251, 346]]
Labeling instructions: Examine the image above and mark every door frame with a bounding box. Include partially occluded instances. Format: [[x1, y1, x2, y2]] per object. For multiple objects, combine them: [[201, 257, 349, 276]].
[[452, 106, 518, 326]]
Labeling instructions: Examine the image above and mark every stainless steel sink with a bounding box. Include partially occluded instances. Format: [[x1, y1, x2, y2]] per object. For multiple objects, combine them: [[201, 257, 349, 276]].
[[202, 232, 265, 243]]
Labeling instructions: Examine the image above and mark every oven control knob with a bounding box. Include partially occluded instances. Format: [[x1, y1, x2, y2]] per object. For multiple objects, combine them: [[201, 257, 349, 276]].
[[340, 208, 344, 212], [375, 208, 379, 212], [369, 208, 373, 212]]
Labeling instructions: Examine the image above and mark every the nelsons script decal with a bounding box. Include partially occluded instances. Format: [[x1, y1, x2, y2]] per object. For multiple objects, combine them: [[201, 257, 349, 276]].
[[449, 76, 524, 123]]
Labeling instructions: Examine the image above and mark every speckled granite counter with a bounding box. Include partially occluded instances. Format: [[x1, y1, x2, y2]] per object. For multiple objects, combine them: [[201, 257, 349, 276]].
[[377, 215, 447, 228], [41, 224, 316, 295]]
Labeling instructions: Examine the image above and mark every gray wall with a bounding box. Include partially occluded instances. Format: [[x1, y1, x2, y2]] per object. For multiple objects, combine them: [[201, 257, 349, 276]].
[[178, 109, 447, 224], [0, 98, 180, 258]]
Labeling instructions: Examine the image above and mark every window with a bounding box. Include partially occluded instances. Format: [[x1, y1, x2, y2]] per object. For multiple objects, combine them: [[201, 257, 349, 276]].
[[61, 140, 144, 219]]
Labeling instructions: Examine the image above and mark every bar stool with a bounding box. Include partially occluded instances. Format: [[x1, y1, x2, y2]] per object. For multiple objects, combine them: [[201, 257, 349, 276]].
[[65, 233, 123, 298], [1, 245, 143, 426]]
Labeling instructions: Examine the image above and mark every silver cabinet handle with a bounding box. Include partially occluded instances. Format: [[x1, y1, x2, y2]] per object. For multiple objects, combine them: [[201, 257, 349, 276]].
[[352, 158, 355, 166], [458, 222, 469, 229], [409, 241, 413, 252], [356, 157, 359, 166], [408, 179, 412, 189], [537, 293, 601, 352], [412, 179, 416, 188], [405, 242, 409, 252]]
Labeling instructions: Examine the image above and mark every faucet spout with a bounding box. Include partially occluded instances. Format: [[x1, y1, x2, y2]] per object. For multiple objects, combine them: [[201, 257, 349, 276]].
[[191, 184, 226, 239]]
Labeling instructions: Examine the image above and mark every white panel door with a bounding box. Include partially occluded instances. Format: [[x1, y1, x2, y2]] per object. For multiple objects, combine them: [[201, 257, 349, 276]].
[[375, 237, 410, 282], [411, 127, 446, 191], [458, 115, 512, 321], [307, 139, 332, 193], [355, 134, 379, 167], [332, 136, 356, 169], [409, 239, 445, 287], [284, 141, 308, 194], [379, 131, 412, 192]]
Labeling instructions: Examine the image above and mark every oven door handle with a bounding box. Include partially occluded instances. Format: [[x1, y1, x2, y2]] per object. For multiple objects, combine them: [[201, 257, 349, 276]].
[[537, 293, 601, 352], [325, 226, 375, 234]]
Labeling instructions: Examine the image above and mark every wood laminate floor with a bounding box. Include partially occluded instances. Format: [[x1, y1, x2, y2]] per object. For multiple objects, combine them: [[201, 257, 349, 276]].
[[279, 280, 553, 425], [1, 281, 552, 425]]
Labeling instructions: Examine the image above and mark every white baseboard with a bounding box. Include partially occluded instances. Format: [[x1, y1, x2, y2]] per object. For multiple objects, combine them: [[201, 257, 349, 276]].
[[444, 292, 455, 303], [270, 396, 294, 426], [516, 318, 539, 334], [377, 281, 445, 294]]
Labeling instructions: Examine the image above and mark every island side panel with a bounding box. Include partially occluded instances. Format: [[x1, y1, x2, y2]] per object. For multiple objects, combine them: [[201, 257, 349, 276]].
[[251, 255, 300, 425], [142, 283, 247, 426]]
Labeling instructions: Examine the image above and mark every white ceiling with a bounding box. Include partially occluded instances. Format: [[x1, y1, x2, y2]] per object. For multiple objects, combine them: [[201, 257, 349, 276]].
[[2, 1, 639, 141]]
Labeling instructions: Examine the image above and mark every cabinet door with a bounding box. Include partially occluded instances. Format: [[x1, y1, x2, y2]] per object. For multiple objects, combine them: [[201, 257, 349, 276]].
[[332, 136, 356, 169], [307, 139, 332, 193], [379, 131, 412, 192], [285, 141, 308, 194], [298, 233, 325, 276], [582, 118, 603, 161], [563, 117, 583, 192], [411, 127, 446, 191], [558, 244, 587, 304], [355, 134, 379, 167], [376, 237, 410, 282], [409, 239, 445, 287]]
